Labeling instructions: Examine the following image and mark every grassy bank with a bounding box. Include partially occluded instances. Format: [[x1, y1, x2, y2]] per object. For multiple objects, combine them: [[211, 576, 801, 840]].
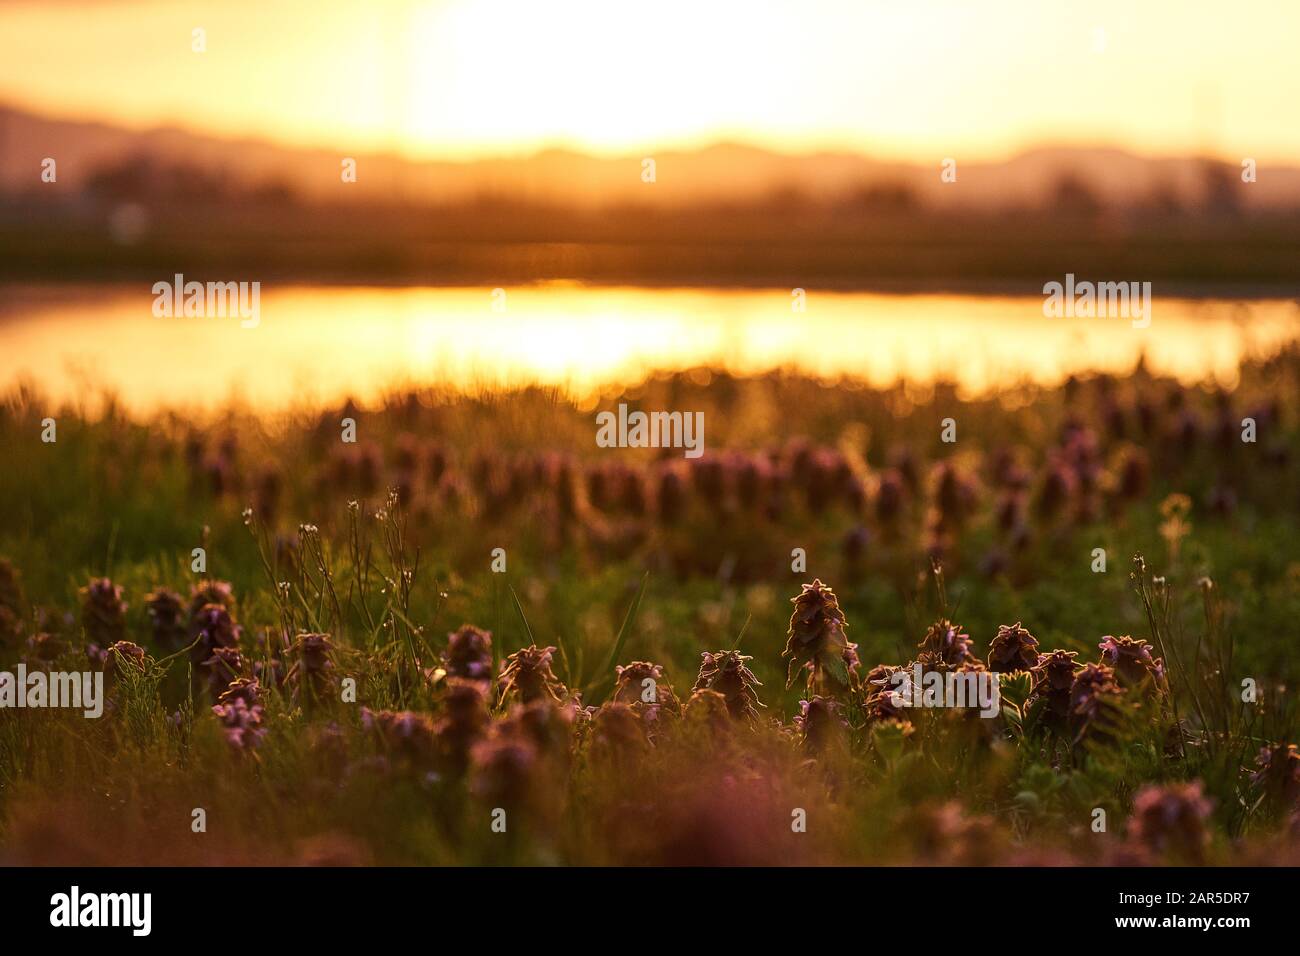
[[2, 353, 1299, 864]]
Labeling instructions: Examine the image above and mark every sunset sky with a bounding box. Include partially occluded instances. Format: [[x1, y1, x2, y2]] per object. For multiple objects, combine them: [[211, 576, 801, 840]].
[[1, 0, 1298, 163]]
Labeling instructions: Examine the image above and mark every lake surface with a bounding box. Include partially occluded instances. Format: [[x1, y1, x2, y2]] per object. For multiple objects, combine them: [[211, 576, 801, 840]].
[[2, 283, 1297, 413]]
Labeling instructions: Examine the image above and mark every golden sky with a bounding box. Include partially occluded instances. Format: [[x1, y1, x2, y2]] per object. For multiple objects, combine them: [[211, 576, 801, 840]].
[[1, 0, 1297, 163]]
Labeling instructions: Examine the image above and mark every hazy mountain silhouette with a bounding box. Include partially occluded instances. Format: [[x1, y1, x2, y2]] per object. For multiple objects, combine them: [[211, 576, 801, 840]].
[[4, 103, 1300, 211]]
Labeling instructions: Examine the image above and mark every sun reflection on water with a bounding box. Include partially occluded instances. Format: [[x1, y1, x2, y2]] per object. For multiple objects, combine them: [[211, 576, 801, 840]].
[[1, 283, 1296, 414]]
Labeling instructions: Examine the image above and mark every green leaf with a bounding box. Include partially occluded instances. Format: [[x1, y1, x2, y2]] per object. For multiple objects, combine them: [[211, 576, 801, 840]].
[[821, 650, 850, 688], [583, 572, 649, 700]]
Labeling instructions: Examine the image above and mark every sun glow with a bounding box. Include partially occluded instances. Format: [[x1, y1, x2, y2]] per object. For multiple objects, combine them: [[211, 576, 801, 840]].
[[400, 0, 804, 155], [2, 0, 1300, 162]]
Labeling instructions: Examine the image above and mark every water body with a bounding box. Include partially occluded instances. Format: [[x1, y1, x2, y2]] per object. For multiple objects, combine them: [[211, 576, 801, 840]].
[[2, 282, 1296, 413]]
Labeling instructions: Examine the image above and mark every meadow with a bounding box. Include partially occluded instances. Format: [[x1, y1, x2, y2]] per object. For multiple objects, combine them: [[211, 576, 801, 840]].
[[2, 345, 1299, 865]]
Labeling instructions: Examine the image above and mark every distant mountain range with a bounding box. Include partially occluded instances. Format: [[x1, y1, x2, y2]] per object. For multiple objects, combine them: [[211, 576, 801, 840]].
[[5, 103, 1300, 211]]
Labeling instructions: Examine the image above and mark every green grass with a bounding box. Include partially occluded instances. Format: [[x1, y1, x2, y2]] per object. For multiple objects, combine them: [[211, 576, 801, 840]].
[[1, 354, 1299, 865]]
